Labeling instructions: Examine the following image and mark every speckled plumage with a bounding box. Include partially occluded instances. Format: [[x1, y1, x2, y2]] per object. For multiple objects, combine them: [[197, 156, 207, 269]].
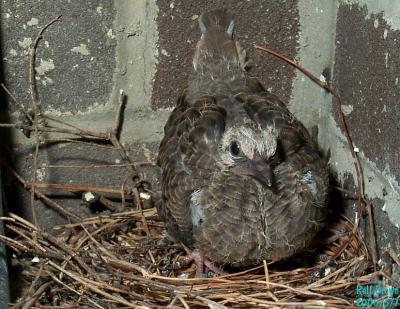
[[157, 9, 329, 267]]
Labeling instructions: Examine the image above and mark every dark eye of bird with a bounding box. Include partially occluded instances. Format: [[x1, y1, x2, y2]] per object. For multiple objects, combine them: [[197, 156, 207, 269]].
[[229, 141, 241, 156]]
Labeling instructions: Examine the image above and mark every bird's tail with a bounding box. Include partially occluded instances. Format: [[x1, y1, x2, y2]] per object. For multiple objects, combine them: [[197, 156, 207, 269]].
[[193, 9, 241, 71], [199, 9, 234, 36]]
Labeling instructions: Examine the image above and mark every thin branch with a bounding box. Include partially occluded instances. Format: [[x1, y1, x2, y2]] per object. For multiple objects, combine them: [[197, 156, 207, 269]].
[[28, 15, 62, 106], [112, 89, 126, 138], [1, 83, 33, 122], [42, 114, 109, 139], [0, 122, 107, 138], [42, 230, 99, 279], [48, 261, 138, 307], [7, 166, 82, 222], [21, 281, 51, 309], [41, 161, 155, 169], [263, 260, 270, 289], [30, 182, 126, 195], [28, 15, 62, 226], [254, 45, 364, 219], [0, 234, 30, 253], [40, 137, 117, 149], [366, 200, 378, 270]]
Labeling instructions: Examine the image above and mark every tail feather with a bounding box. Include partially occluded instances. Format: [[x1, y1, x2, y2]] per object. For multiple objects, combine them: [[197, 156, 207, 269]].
[[199, 9, 234, 37], [194, 9, 239, 71]]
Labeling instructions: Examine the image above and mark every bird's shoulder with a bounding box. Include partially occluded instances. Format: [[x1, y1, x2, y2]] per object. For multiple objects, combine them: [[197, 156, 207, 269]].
[[158, 91, 228, 191]]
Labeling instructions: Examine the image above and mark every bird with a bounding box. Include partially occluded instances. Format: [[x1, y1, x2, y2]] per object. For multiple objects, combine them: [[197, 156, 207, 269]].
[[157, 9, 329, 274]]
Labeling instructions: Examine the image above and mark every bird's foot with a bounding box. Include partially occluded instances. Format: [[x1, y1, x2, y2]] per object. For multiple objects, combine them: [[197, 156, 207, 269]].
[[181, 244, 226, 277]]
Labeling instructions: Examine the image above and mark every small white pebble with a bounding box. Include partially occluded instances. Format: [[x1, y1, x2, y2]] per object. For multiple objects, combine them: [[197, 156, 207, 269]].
[[324, 267, 331, 276], [170, 2, 174, 9], [161, 48, 169, 57], [9, 49, 17, 56], [354, 147, 360, 153], [115, 159, 121, 164], [27, 17, 39, 26], [319, 74, 326, 84], [83, 191, 96, 202], [32, 256, 40, 263], [107, 28, 115, 39], [341, 104, 353, 116]]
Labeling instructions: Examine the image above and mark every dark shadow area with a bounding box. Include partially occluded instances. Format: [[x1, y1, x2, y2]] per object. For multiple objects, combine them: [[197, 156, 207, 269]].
[[0, 1, 12, 305]]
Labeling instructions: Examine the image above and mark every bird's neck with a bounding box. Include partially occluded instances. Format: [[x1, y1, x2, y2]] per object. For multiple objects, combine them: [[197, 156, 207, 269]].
[[186, 59, 246, 103]]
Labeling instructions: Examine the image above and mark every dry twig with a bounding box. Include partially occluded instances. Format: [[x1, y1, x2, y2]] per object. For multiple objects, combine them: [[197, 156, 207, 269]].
[[1, 211, 376, 308], [255, 45, 364, 219], [28, 15, 62, 226]]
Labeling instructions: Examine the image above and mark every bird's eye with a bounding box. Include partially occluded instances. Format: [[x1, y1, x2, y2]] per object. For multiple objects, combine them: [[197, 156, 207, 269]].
[[229, 141, 241, 156]]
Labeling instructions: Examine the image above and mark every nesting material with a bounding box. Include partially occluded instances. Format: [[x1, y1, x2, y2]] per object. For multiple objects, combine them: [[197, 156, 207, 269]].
[[1, 209, 379, 308]]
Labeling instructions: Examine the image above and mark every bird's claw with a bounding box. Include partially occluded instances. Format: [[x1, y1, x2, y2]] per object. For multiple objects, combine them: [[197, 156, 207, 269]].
[[181, 244, 226, 277]]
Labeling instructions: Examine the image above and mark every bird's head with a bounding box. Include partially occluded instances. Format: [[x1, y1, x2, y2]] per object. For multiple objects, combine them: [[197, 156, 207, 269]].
[[219, 125, 278, 187]]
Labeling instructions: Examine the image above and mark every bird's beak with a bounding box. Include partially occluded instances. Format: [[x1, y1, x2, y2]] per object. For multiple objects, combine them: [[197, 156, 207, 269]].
[[232, 160, 273, 187]]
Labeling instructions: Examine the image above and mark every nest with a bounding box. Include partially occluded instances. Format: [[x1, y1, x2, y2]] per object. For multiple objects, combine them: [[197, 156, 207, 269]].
[[1, 15, 398, 309], [0, 208, 379, 308]]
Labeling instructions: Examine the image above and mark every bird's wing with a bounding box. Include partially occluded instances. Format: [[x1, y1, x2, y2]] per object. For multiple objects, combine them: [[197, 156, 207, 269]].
[[236, 76, 320, 167], [234, 78, 329, 259], [157, 91, 226, 245]]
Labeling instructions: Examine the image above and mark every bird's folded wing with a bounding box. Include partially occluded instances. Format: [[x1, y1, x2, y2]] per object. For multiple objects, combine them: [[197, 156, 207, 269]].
[[157, 92, 226, 243]]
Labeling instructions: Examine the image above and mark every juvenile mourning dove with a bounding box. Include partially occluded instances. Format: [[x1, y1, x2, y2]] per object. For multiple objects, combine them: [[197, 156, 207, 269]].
[[157, 9, 329, 272]]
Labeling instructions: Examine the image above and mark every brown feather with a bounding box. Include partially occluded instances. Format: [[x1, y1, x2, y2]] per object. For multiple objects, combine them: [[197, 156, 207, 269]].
[[157, 9, 329, 267]]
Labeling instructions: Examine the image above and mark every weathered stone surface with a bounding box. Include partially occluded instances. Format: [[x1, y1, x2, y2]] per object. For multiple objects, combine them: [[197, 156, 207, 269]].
[[335, 3, 400, 180], [1, 0, 117, 113]]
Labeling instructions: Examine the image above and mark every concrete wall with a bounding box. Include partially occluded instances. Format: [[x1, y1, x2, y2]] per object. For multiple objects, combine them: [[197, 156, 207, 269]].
[[0, 0, 399, 251]]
